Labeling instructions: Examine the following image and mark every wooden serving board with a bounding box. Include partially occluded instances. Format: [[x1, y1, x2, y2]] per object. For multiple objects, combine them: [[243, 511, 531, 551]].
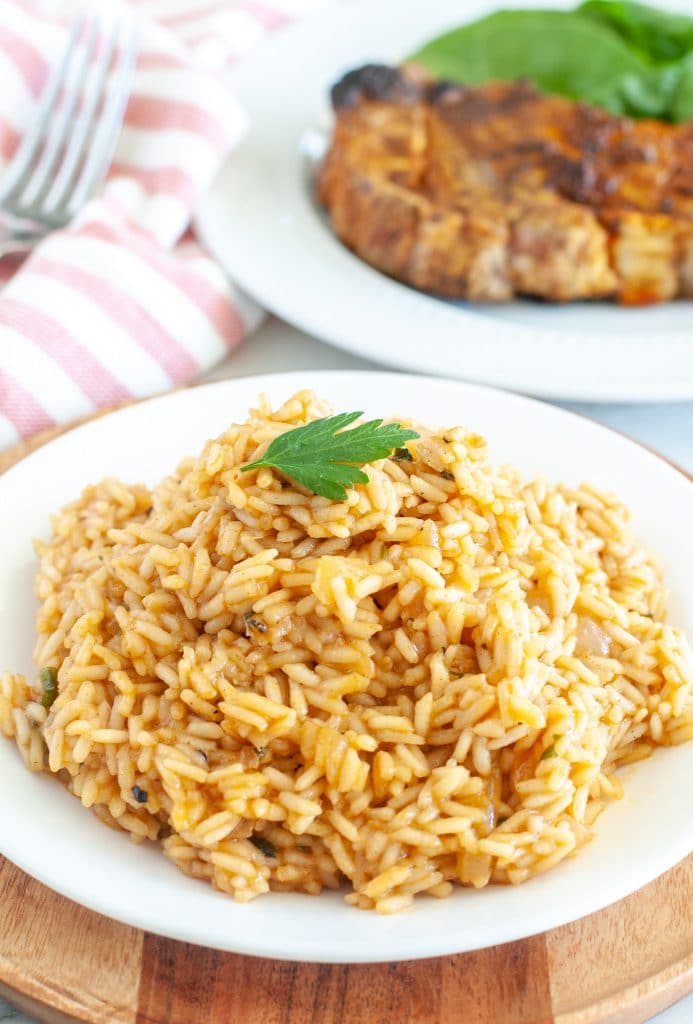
[[1, 413, 692, 1024]]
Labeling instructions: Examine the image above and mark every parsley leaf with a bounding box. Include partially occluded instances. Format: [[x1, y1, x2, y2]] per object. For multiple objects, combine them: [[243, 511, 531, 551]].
[[241, 412, 419, 500]]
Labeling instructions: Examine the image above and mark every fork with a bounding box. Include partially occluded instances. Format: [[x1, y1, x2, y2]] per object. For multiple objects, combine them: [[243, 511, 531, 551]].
[[0, 8, 139, 257]]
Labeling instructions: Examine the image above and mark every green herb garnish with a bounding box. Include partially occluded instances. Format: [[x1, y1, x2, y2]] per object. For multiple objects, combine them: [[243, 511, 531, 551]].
[[540, 744, 557, 761], [241, 412, 419, 501], [392, 447, 414, 463], [441, 470, 454, 481], [40, 666, 58, 710], [410, 2, 693, 123], [250, 834, 277, 858], [411, 11, 644, 103], [581, 1, 693, 65]]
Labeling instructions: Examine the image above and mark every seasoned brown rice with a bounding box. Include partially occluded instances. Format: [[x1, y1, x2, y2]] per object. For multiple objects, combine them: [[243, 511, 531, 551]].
[[2, 391, 692, 912]]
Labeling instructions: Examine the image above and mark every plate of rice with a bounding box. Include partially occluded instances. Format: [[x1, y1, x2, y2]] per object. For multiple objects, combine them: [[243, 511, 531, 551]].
[[0, 370, 691, 962]]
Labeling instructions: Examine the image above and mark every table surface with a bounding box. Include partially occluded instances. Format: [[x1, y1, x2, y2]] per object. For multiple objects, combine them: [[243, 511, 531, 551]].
[[2, 316, 692, 1024]]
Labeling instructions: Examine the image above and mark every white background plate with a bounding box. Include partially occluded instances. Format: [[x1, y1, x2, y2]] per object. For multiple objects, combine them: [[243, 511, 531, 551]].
[[0, 371, 692, 961], [195, 0, 693, 402]]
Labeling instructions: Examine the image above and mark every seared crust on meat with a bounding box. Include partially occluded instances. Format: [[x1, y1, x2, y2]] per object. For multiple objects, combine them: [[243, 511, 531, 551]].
[[318, 65, 693, 304]]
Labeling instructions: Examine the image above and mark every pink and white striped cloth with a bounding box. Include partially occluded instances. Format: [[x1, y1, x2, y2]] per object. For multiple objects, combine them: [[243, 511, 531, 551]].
[[0, 0, 326, 450]]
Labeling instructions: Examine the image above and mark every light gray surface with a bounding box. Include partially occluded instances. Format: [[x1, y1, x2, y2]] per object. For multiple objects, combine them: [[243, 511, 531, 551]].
[[2, 317, 691, 1023], [0, 1006, 26, 1021], [0, 1006, 29, 1022]]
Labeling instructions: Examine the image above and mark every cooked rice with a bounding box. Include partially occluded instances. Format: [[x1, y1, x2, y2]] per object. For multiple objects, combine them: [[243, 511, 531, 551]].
[[2, 390, 692, 913]]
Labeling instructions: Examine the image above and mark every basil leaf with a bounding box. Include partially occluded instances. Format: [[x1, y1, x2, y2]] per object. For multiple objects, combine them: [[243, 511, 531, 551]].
[[409, 11, 646, 100], [671, 53, 693, 122], [579, 1, 693, 66], [585, 54, 693, 120], [410, 4, 693, 122]]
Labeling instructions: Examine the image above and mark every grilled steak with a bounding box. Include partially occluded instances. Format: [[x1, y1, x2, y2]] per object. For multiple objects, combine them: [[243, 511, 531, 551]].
[[318, 65, 693, 304]]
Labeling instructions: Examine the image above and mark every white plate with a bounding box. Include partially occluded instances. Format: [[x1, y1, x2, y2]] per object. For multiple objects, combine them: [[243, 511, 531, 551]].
[[0, 371, 692, 962], [195, 0, 693, 402]]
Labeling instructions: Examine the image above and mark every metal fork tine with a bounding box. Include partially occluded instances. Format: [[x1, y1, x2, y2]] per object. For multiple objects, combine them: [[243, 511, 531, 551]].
[[66, 17, 139, 218], [0, 13, 85, 206], [43, 15, 120, 215], [20, 13, 101, 211]]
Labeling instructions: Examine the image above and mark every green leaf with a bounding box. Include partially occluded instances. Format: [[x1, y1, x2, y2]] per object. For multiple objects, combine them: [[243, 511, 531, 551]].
[[40, 666, 58, 710], [598, 62, 684, 117], [241, 412, 420, 500], [392, 447, 414, 463], [671, 53, 693, 121], [621, 63, 683, 116], [250, 834, 277, 858], [408, 5, 693, 122], [540, 734, 561, 761], [409, 10, 646, 100], [579, 1, 693, 66]]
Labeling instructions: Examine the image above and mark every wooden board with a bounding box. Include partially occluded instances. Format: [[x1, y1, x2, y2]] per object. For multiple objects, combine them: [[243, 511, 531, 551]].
[[1, 412, 692, 1024]]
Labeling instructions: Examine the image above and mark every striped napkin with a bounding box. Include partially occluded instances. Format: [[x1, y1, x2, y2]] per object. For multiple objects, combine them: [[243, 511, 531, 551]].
[[0, 0, 325, 451]]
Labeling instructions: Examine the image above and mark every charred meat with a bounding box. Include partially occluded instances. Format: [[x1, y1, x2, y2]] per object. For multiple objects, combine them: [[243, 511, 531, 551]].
[[319, 65, 693, 304]]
